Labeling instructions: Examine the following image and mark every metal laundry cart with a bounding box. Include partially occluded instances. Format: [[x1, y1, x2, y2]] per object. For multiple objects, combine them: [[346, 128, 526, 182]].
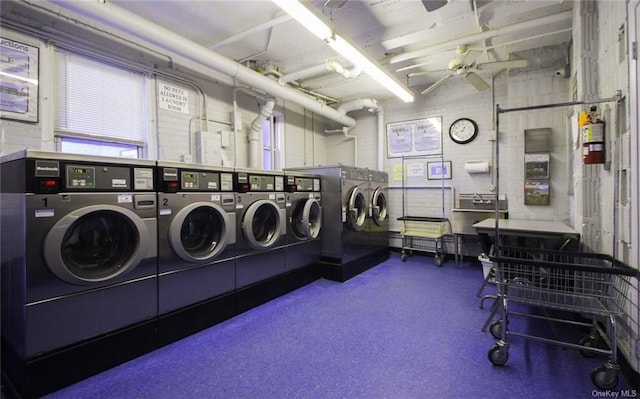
[[397, 216, 452, 266], [487, 245, 639, 389]]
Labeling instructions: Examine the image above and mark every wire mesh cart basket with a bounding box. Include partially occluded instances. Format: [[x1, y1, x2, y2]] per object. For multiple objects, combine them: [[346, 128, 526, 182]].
[[486, 245, 639, 389], [397, 216, 452, 266]]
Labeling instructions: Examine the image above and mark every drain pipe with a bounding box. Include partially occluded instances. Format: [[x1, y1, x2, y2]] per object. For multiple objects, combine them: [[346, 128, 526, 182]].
[[248, 96, 276, 169], [326, 99, 382, 167], [376, 105, 385, 170], [48, 0, 356, 129], [325, 126, 358, 165], [337, 98, 384, 170]]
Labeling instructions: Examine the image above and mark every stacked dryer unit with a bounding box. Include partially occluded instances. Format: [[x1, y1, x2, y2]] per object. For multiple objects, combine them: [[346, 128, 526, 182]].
[[233, 168, 288, 311], [287, 165, 373, 281], [283, 171, 322, 273], [366, 169, 390, 263], [0, 150, 158, 398], [156, 161, 236, 344]]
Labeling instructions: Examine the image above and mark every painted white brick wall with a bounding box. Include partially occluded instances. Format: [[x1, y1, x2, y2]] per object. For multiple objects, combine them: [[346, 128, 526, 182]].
[[594, 0, 628, 256]]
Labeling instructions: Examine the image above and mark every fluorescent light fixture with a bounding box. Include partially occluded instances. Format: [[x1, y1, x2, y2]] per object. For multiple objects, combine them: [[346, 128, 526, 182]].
[[272, 0, 414, 103]]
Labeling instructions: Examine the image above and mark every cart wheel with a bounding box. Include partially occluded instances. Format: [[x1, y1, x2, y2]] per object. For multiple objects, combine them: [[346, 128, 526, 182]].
[[591, 365, 619, 390], [435, 254, 444, 266], [578, 336, 599, 358], [489, 320, 503, 339], [488, 344, 508, 366]]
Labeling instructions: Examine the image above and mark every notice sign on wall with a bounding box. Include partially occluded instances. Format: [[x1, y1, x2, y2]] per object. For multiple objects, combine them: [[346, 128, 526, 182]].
[[158, 83, 189, 114], [387, 117, 442, 157], [0, 37, 39, 123]]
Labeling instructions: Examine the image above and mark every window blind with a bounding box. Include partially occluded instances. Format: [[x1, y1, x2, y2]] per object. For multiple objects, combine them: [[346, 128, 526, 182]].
[[54, 50, 146, 143]]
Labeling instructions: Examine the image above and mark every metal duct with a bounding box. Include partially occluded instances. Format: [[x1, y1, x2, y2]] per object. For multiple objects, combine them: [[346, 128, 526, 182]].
[[48, 0, 356, 128]]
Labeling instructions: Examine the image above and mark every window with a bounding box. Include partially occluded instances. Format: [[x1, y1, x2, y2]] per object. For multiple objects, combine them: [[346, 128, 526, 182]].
[[59, 136, 138, 158], [262, 114, 282, 170], [54, 50, 146, 157]]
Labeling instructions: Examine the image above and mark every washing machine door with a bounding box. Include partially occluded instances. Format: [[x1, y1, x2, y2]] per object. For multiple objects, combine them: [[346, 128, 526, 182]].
[[44, 204, 151, 285], [291, 198, 322, 240], [242, 199, 284, 249], [169, 202, 231, 262], [371, 187, 388, 226], [346, 186, 367, 231]]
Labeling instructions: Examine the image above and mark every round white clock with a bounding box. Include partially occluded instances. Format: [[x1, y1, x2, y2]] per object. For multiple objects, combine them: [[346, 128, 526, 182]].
[[449, 118, 478, 144]]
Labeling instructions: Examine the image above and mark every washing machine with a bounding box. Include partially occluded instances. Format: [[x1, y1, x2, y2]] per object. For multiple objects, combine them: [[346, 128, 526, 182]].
[[285, 165, 371, 281], [0, 150, 158, 396], [156, 161, 236, 321], [367, 169, 390, 262], [233, 168, 287, 290], [283, 171, 322, 272]]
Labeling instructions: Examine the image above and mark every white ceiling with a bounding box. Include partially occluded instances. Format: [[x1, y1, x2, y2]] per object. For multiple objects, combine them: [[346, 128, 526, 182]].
[[13, 0, 575, 104]]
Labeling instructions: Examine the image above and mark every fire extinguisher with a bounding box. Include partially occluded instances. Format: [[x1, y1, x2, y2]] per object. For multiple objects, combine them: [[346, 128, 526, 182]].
[[580, 110, 605, 164]]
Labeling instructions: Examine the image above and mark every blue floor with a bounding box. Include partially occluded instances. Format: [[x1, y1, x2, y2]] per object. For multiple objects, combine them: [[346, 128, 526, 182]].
[[43, 253, 634, 398]]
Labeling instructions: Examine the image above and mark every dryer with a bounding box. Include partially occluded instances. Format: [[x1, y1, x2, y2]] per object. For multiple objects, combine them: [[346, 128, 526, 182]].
[[283, 172, 322, 272], [1, 150, 158, 396], [285, 165, 371, 281], [233, 169, 287, 290], [156, 162, 236, 328], [367, 169, 390, 263]]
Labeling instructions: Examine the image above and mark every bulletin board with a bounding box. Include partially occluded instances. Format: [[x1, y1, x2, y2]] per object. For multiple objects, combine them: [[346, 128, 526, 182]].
[[387, 117, 442, 157]]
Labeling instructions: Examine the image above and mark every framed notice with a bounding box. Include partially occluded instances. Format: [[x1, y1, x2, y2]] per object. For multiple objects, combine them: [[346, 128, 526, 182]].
[[427, 161, 452, 180], [0, 37, 39, 123], [387, 117, 442, 157]]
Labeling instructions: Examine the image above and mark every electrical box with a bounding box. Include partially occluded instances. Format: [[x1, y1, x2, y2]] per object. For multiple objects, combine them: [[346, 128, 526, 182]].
[[196, 131, 222, 165]]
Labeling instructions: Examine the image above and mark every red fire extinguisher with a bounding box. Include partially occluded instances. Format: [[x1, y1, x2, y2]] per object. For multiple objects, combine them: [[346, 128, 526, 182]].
[[581, 112, 605, 164]]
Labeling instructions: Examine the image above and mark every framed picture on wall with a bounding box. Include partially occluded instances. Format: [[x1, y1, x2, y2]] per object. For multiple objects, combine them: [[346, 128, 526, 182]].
[[524, 153, 550, 179], [524, 180, 550, 205], [0, 37, 39, 123], [427, 161, 452, 180]]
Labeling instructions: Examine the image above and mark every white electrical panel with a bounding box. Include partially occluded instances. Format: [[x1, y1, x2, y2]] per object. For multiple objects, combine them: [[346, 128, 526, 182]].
[[196, 131, 222, 165]]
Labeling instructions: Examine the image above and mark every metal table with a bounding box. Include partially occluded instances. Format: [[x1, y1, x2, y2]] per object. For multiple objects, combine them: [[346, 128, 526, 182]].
[[473, 218, 580, 253]]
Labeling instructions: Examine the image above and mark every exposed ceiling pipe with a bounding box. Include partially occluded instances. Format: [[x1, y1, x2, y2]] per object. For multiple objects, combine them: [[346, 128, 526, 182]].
[[48, 0, 356, 128], [337, 98, 380, 115], [278, 59, 361, 86], [389, 9, 572, 64]]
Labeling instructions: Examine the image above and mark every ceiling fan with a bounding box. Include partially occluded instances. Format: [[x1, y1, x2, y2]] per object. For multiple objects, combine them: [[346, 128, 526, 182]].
[[410, 45, 529, 95]]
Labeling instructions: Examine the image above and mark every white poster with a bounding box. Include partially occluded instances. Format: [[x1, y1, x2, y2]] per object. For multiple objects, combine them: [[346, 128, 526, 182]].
[[387, 117, 442, 157], [0, 37, 39, 123], [158, 82, 190, 114]]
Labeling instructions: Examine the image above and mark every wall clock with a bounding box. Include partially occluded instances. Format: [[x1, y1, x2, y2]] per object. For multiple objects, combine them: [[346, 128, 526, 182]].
[[449, 118, 478, 144]]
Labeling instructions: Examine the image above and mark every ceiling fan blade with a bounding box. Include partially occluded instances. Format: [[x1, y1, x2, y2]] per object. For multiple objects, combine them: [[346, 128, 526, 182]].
[[476, 59, 529, 71], [464, 72, 490, 91], [323, 0, 348, 9], [407, 68, 450, 78], [460, 49, 482, 65], [421, 74, 454, 95], [421, 0, 448, 12]]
